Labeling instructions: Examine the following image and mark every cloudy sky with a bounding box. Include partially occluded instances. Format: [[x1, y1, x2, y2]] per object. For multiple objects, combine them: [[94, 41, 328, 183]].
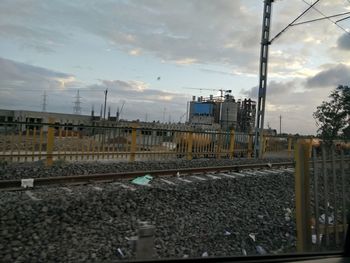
[[1, 0, 350, 134]]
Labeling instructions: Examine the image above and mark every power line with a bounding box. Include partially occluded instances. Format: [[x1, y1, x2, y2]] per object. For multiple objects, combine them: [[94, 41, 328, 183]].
[[291, 11, 350, 26], [302, 0, 350, 35], [270, 0, 321, 43]]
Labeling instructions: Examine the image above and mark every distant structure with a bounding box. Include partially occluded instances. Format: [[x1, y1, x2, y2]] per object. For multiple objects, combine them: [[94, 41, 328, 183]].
[[73, 90, 82, 115], [42, 90, 47, 112], [188, 93, 256, 132]]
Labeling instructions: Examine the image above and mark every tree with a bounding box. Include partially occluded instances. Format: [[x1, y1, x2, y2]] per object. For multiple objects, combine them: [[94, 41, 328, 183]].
[[313, 85, 350, 143]]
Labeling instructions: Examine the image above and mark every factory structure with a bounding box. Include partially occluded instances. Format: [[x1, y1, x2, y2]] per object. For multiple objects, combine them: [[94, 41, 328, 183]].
[[0, 91, 256, 133], [188, 92, 256, 133]]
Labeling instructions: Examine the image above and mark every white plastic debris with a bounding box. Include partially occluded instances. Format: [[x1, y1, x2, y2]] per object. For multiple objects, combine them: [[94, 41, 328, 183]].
[[201, 252, 208, 257], [256, 245, 267, 255], [319, 214, 334, 225], [224, 230, 231, 236], [117, 248, 125, 258], [183, 254, 189, 258], [249, 233, 256, 242], [242, 248, 247, 256], [311, 234, 323, 244], [21, 178, 34, 188], [267, 163, 272, 168], [284, 208, 292, 221], [312, 234, 316, 244], [176, 172, 181, 178]]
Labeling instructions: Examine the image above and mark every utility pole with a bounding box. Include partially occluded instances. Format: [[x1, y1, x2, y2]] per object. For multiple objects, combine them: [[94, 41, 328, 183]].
[[254, 0, 273, 158], [73, 90, 82, 115], [254, 0, 332, 158], [103, 89, 108, 120]]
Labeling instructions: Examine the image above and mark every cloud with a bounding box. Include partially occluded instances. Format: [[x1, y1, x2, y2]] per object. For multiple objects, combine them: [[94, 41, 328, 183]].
[[0, 57, 188, 121], [337, 33, 350, 50], [85, 79, 188, 121], [0, 57, 77, 89], [241, 77, 332, 135], [0, 57, 80, 112], [1, 0, 347, 75], [306, 63, 350, 88]]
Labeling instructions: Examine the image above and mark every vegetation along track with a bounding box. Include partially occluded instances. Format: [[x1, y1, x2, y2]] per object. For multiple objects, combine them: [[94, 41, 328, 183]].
[[0, 161, 294, 190]]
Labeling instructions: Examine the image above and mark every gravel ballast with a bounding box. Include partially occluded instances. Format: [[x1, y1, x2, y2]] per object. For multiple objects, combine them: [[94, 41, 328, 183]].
[[0, 171, 297, 262], [0, 158, 292, 180]]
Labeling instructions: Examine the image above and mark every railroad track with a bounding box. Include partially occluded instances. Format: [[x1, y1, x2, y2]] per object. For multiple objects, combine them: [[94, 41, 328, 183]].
[[0, 161, 294, 190]]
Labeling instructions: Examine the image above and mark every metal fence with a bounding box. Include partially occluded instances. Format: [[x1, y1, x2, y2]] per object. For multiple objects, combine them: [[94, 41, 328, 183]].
[[0, 120, 296, 165], [294, 140, 349, 252]]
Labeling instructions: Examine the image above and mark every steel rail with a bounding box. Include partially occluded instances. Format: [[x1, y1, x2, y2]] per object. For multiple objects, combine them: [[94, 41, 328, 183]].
[[0, 161, 295, 190]]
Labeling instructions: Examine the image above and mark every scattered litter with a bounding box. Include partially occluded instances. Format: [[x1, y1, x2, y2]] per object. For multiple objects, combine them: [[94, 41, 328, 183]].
[[224, 230, 231, 236], [312, 234, 323, 244], [117, 248, 125, 258], [312, 234, 316, 244], [284, 208, 292, 221], [25, 191, 41, 201], [267, 163, 272, 168], [176, 172, 181, 178], [183, 254, 189, 258], [242, 248, 247, 256], [256, 245, 267, 255], [131, 175, 153, 186], [257, 215, 264, 220], [249, 233, 256, 242], [201, 252, 208, 257], [21, 178, 34, 188], [160, 179, 176, 185], [319, 214, 334, 224]]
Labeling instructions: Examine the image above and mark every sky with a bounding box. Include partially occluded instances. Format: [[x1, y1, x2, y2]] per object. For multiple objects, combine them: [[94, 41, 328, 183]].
[[1, 0, 350, 135]]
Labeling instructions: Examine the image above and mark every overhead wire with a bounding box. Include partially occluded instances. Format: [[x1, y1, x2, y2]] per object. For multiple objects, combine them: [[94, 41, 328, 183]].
[[270, 0, 321, 43], [302, 0, 350, 35]]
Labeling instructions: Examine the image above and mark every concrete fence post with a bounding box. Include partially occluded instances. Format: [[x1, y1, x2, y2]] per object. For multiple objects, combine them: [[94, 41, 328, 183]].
[[294, 139, 312, 252], [46, 117, 55, 166], [136, 221, 155, 259]]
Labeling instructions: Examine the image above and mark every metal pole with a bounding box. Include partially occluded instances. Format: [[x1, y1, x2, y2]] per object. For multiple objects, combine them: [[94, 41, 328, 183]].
[[254, 0, 273, 158]]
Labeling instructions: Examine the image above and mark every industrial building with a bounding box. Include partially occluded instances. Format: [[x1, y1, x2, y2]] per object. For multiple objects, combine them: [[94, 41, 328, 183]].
[[188, 93, 256, 132]]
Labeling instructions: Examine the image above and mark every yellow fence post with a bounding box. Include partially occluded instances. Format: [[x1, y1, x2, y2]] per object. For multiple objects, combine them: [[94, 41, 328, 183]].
[[294, 139, 312, 252], [247, 134, 253, 158], [187, 131, 193, 160], [229, 129, 235, 159], [216, 133, 222, 159], [129, 127, 137, 162], [309, 138, 313, 158], [46, 117, 55, 166]]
